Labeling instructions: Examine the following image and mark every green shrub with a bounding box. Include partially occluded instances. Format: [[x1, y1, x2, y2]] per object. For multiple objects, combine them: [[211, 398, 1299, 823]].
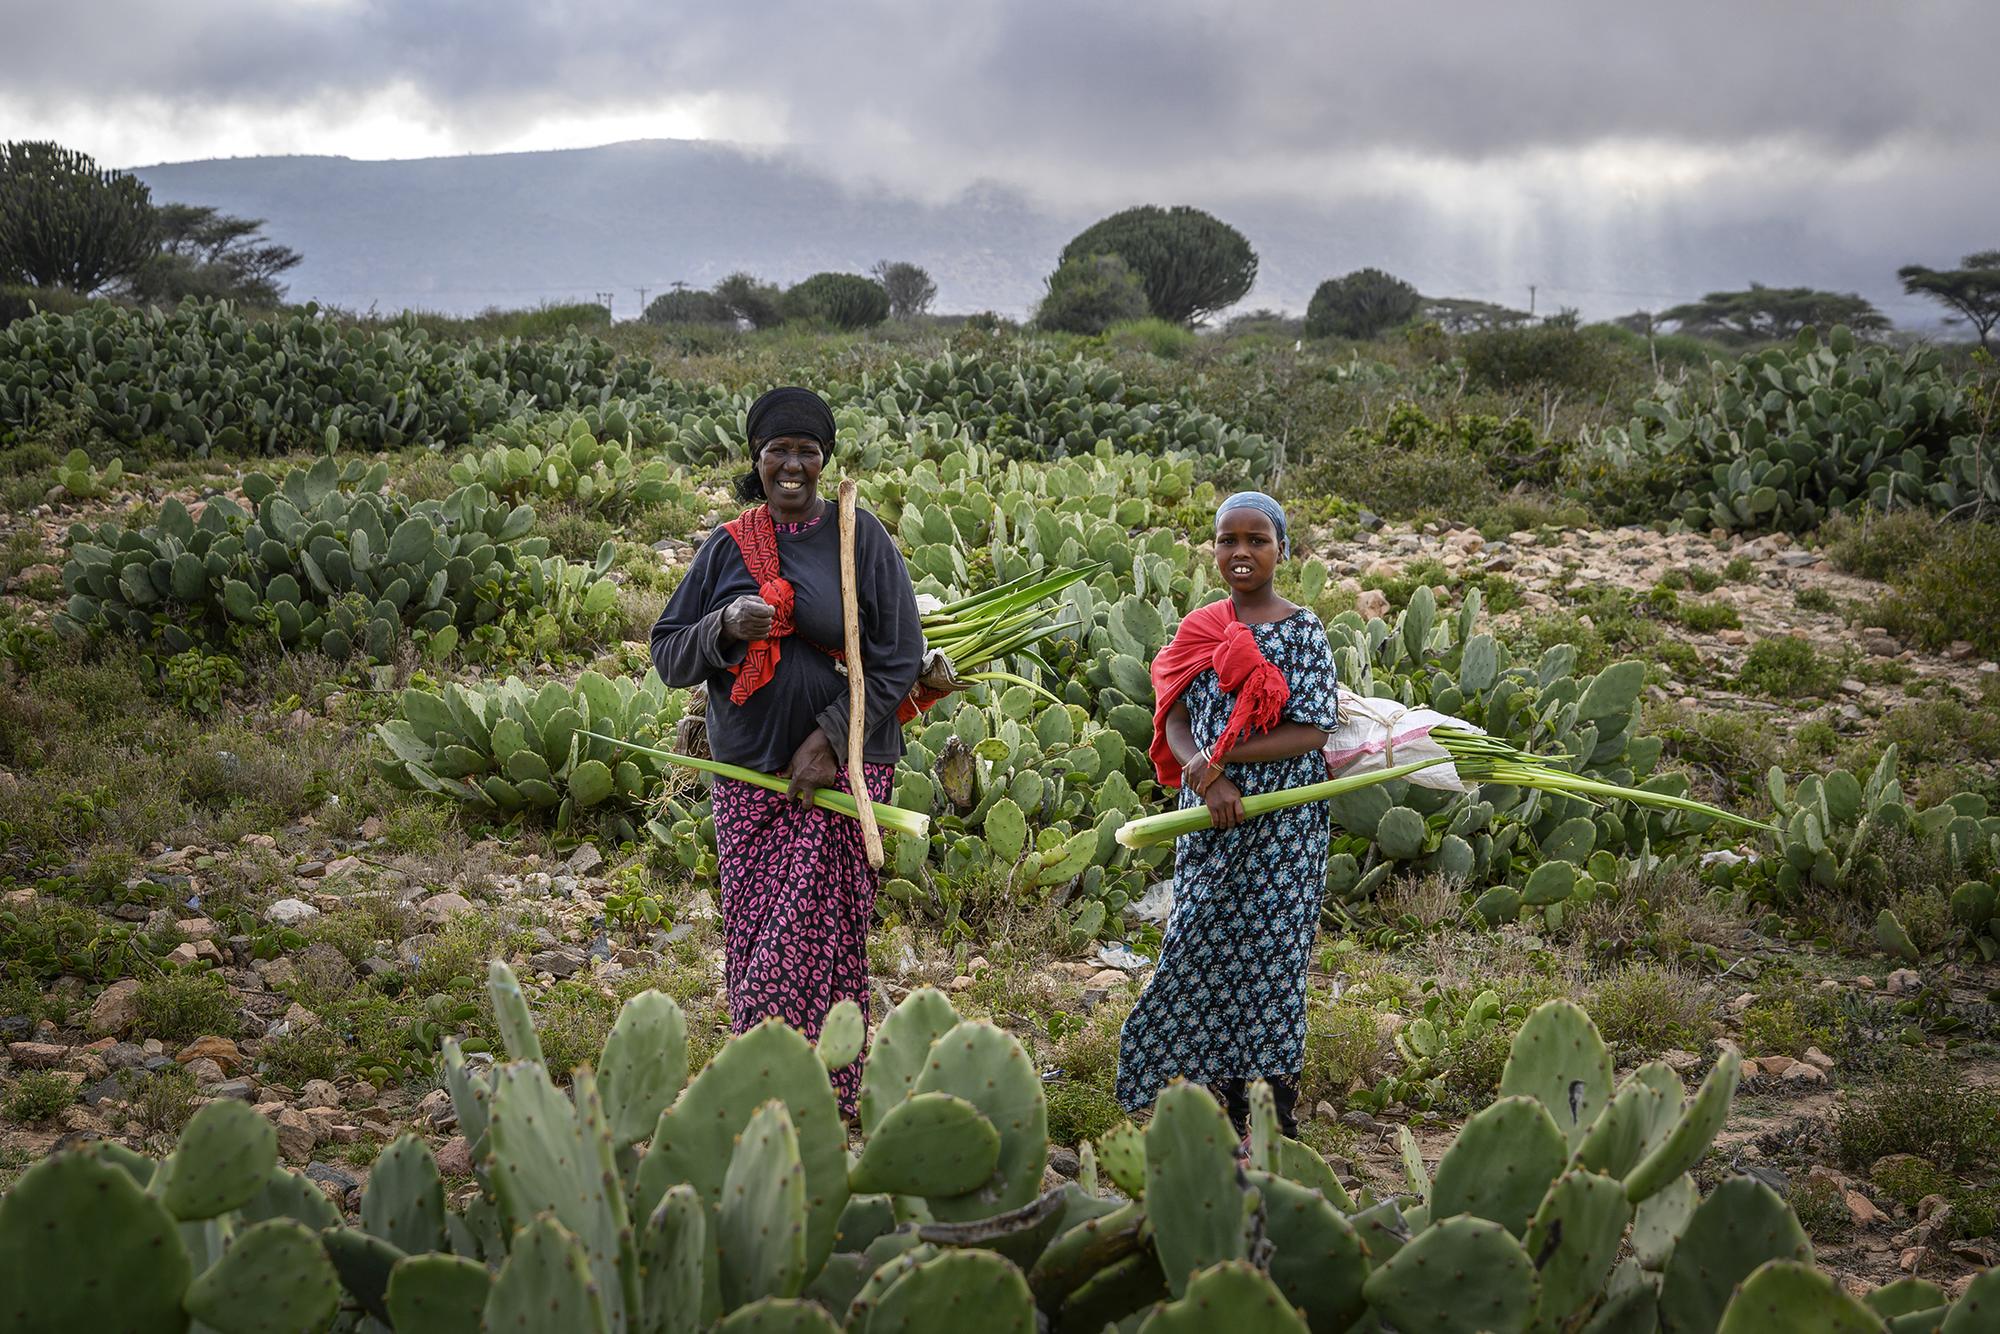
[[1788, 1175, 1852, 1242], [1106, 318, 1197, 360], [1304, 269, 1420, 340], [1036, 253, 1150, 336], [1045, 1079, 1123, 1147], [1794, 586, 1837, 614], [1737, 635, 1840, 699], [1836, 1056, 2000, 1174], [124, 1066, 200, 1146], [1587, 963, 1717, 1057], [1461, 316, 1622, 391], [3, 1070, 75, 1123], [1301, 997, 1381, 1107], [1058, 205, 1256, 326], [1868, 522, 2000, 658], [534, 980, 620, 1077], [1675, 599, 1742, 632], [1739, 981, 1849, 1060], [1823, 509, 1942, 582], [132, 972, 237, 1045], [781, 272, 889, 330], [1684, 565, 1724, 593], [1871, 1154, 1947, 1206], [261, 1027, 344, 1085], [642, 288, 735, 327], [1724, 556, 1754, 582]]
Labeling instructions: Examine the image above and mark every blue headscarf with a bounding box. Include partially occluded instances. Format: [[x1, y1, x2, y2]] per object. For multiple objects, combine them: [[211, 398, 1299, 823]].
[[1217, 491, 1289, 558]]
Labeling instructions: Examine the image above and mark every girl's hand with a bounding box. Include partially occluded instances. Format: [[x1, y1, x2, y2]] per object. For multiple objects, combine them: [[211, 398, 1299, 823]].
[[1204, 775, 1246, 830], [786, 729, 843, 806], [1182, 753, 1218, 795], [722, 594, 775, 642]]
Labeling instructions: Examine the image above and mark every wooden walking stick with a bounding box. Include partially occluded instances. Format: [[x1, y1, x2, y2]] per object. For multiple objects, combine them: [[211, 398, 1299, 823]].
[[838, 479, 885, 868]]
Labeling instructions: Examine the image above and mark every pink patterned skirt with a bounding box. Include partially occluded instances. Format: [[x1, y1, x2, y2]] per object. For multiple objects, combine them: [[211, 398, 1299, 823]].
[[711, 762, 895, 1116]]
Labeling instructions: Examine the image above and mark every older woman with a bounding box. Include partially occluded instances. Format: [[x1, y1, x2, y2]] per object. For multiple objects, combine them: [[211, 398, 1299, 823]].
[[649, 387, 923, 1114]]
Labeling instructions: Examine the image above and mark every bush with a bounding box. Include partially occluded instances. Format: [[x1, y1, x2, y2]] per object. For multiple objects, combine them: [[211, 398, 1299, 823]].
[[1822, 509, 1941, 582], [1868, 521, 2000, 658], [713, 272, 785, 330], [1737, 635, 1839, 699], [1587, 963, 1717, 1057], [3, 1070, 75, 1124], [781, 272, 889, 330], [1035, 253, 1150, 335], [1461, 316, 1622, 391], [1294, 401, 1558, 518], [1058, 205, 1256, 325], [1045, 1080, 1123, 1146], [1106, 318, 1197, 360], [1304, 269, 1421, 340], [132, 972, 237, 1045], [643, 288, 735, 327], [1738, 981, 1849, 1060], [1836, 1055, 2000, 1174]]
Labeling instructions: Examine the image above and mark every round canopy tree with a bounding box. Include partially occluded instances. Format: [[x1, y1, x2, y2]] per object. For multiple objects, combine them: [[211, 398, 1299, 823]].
[[1034, 252, 1150, 335], [0, 141, 157, 294], [1058, 205, 1256, 326], [644, 286, 736, 326], [783, 272, 890, 329], [1306, 268, 1422, 339]]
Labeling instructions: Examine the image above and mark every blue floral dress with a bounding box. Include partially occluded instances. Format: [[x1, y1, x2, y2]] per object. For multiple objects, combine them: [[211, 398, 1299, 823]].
[[1116, 608, 1341, 1113]]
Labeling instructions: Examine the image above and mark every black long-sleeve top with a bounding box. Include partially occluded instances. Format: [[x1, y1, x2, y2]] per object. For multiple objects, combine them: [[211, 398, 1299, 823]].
[[649, 506, 924, 774]]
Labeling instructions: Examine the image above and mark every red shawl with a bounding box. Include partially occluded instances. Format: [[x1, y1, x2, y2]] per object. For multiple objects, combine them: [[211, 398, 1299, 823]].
[[721, 505, 938, 725], [1148, 599, 1291, 788]]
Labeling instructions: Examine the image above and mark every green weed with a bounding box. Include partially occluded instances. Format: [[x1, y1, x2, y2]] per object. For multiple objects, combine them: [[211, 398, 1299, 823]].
[[133, 972, 237, 1045], [3, 1070, 76, 1124], [1836, 1056, 1999, 1174], [1737, 636, 1840, 699]]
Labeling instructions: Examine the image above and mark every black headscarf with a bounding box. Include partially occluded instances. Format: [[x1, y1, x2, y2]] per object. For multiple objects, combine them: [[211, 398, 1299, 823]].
[[738, 386, 837, 501]]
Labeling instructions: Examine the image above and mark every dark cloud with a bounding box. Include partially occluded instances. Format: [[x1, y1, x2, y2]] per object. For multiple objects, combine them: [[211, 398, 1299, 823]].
[[7, 0, 1993, 180]]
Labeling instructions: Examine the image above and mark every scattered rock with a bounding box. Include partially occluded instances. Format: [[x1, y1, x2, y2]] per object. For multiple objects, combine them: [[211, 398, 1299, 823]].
[[304, 1161, 361, 1207], [272, 1107, 319, 1163], [529, 945, 588, 979], [1339, 1109, 1384, 1134], [1885, 969, 1922, 995], [176, 1036, 245, 1074], [1755, 1055, 1797, 1077], [434, 1136, 475, 1176], [567, 844, 604, 875], [7, 1041, 70, 1068], [102, 1042, 148, 1070], [323, 855, 362, 878], [1803, 1046, 1835, 1072], [298, 1078, 342, 1109], [1086, 969, 1130, 990], [1864, 634, 1901, 658], [295, 943, 357, 992], [1659, 1049, 1702, 1075], [87, 979, 142, 1037], [1047, 1146, 1080, 1179], [1354, 589, 1391, 622], [417, 1088, 455, 1130], [1782, 1062, 1827, 1086], [1846, 1191, 1883, 1226], [183, 1057, 226, 1084], [82, 1074, 131, 1107], [1946, 641, 1977, 661], [209, 1079, 257, 1101], [423, 892, 477, 923], [266, 898, 321, 927]]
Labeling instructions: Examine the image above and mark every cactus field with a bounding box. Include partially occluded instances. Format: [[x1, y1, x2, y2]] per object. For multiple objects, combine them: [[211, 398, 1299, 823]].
[[1, 301, 1997, 1330]]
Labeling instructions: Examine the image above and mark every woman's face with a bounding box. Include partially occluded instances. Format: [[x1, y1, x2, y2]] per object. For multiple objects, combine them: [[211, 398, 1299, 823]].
[[1214, 507, 1281, 593], [756, 433, 825, 516]]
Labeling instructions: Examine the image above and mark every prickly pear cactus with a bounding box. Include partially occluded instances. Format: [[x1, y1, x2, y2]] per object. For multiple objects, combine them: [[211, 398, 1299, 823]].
[[159, 1097, 279, 1221], [0, 1152, 191, 1333], [714, 1296, 844, 1332], [1094, 1121, 1147, 1198], [362, 1133, 447, 1257], [1144, 1082, 1249, 1298], [1361, 1213, 1538, 1334], [483, 1216, 612, 1334], [598, 989, 688, 1151], [1136, 1260, 1309, 1333], [322, 1225, 406, 1323], [183, 1217, 341, 1334], [1659, 1176, 1811, 1334], [1623, 1051, 1741, 1204], [1427, 1096, 1568, 1236], [718, 1100, 809, 1310], [910, 1020, 1048, 1222], [816, 998, 866, 1072], [1574, 1061, 1683, 1179], [864, 1248, 1036, 1333], [385, 1252, 493, 1334], [857, 988, 961, 1135], [848, 1091, 1001, 1198], [637, 1183, 705, 1334], [1715, 1260, 1885, 1334], [1499, 999, 1614, 1151], [1522, 1169, 1631, 1327], [1247, 1170, 1369, 1331]]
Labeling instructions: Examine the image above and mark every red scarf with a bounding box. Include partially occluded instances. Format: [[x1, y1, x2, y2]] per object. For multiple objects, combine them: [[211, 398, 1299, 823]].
[[1148, 599, 1291, 788], [720, 504, 938, 725]]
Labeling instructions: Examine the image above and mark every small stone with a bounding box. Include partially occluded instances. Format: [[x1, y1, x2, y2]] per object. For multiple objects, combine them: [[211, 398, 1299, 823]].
[[281, 1002, 323, 1033], [1946, 641, 1977, 661], [1660, 1049, 1702, 1074], [1846, 1191, 1883, 1226], [947, 975, 975, 992], [567, 844, 604, 875], [81, 1074, 130, 1107], [1339, 1110, 1384, 1133], [1047, 1146, 1080, 1178], [423, 892, 477, 922], [1354, 589, 1391, 622], [256, 956, 299, 989], [434, 1136, 475, 1176], [1803, 1046, 1835, 1071], [265, 898, 321, 927], [1885, 968, 1921, 995], [298, 1078, 342, 1109], [87, 978, 142, 1037], [1918, 1194, 1950, 1223], [1756, 1055, 1797, 1077], [323, 856, 362, 878], [304, 1161, 361, 1206], [528, 946, 588, 980], [184, 1057, 226, 1084], [1314, 1100, 1339, 1123], [295, 942, 356, 992], [208, 1079, 257, 1101], [59, 1105, 109, 1135], [1841, 679, 1868, 695], [272, 1107, 318, 1163], [7, 1041, 70, 1068], [1865, 635, 1901, 658], [1728, 992, 1757, 1014], [1855, 976, 1876, 990], [1086, 969, 1130, 990], [967, 956, 990, 976], [358, 816, 384, 839], [176, 1036, 245, 1073], [1717, 629, 1749, 646], [1782, 1062, 1826, 1086], [102, 1042, 148, 1070], [416, 1088, 455, 1128], [165, 943, 201, 966]]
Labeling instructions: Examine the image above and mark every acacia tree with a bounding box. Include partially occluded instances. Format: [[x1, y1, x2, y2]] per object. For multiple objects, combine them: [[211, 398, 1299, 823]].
[[1658, 283, 1889, 342], [1058, 205, 1256, 325], [870, 260, 937, 320], [0, 141, 157, 293], [126, 203, 301, 305], [1899, 250, 2000, 349], [1304, 268, 1421, 339]]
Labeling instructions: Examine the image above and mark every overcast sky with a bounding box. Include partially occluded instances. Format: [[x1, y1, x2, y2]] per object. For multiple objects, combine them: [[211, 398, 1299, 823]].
[[6, 1, 1995, 318]]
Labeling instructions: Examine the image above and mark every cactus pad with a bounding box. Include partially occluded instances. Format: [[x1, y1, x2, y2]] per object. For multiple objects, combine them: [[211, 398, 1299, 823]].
[[1715, 1260, 1886, 1334], [487, 958, 547, 1067], [1624, 1050, 1740, 1205], [1500, 1000, 1614, 1151], [1660, 1176, 1811, 1334], [486, 1060, 628, 1331], [1027, 1198, 1145, 1313], [866, 1248, 1036, 1333], [1246, 1081, 1278, 1173], [1247, 1170, 1368, 1331], [183, 1218, 340, 1334], [160, 1097, 279, 1221], [714, 1297, 843, 1332], [1574, 1062, 1683, 1179], [817, 998, 866, 1072], [719, 1100, 809, 1310], [1522, 1170, 1631, 1325], [844, 1243, 937, 1329], [385, 1253, 492, 1334], [1361, 1213, 1538, 1334], [1136, 1260, 1308, 1333], [641, 1019, 848, 1283], [1631, 1172, 1697, 1272], [1583, 1259, 1663, 1334], [0, 1152, 191, 1334], [362, 1133, 447, 1256], [441, 1037, 492, 1151], [321, 1226, 406, 1323], [1943, 1267, 2000, 1332], [1144, 1082, 1249, 1298], [1058, 1252, 1171, 1333], [483, 1217, 611, 1334], [833, 1194, 898, 1254], [1095, 1120, 1147, 1198], [237, 1165, 341, 1233], [1375, 806, 1427, 859], [1428, 1096, 1567, 1236], [637, 1183, 705, 1334], [849, 1092, 1001, 1197], [599, 989, 688, 1150], [911, 1020, 1048, 1222], [1864, 1278, 1945, 1320], [857, 988, 960, 1135]]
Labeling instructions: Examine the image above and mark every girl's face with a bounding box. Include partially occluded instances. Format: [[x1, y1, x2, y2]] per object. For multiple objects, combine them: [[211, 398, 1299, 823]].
[[755, 434, 824, 516], [1215, 508, 1281, 593]]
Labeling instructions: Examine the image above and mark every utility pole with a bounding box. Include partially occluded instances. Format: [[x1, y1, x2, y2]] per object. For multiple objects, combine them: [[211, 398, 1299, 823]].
[[1528, 284, 1537, 317], [636, 286, 650, 315]]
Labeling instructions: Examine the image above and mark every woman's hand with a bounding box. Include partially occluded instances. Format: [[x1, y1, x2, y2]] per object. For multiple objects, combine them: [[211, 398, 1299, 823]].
[[1181, 752, 1218, 796], [722, 594, 775, 643], [786, 729, 844, 807], [1204, 775, 1246, 830]]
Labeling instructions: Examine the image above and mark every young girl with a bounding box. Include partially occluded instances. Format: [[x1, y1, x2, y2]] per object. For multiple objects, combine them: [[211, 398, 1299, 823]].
[[1115, 492, 1339, 1139]]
